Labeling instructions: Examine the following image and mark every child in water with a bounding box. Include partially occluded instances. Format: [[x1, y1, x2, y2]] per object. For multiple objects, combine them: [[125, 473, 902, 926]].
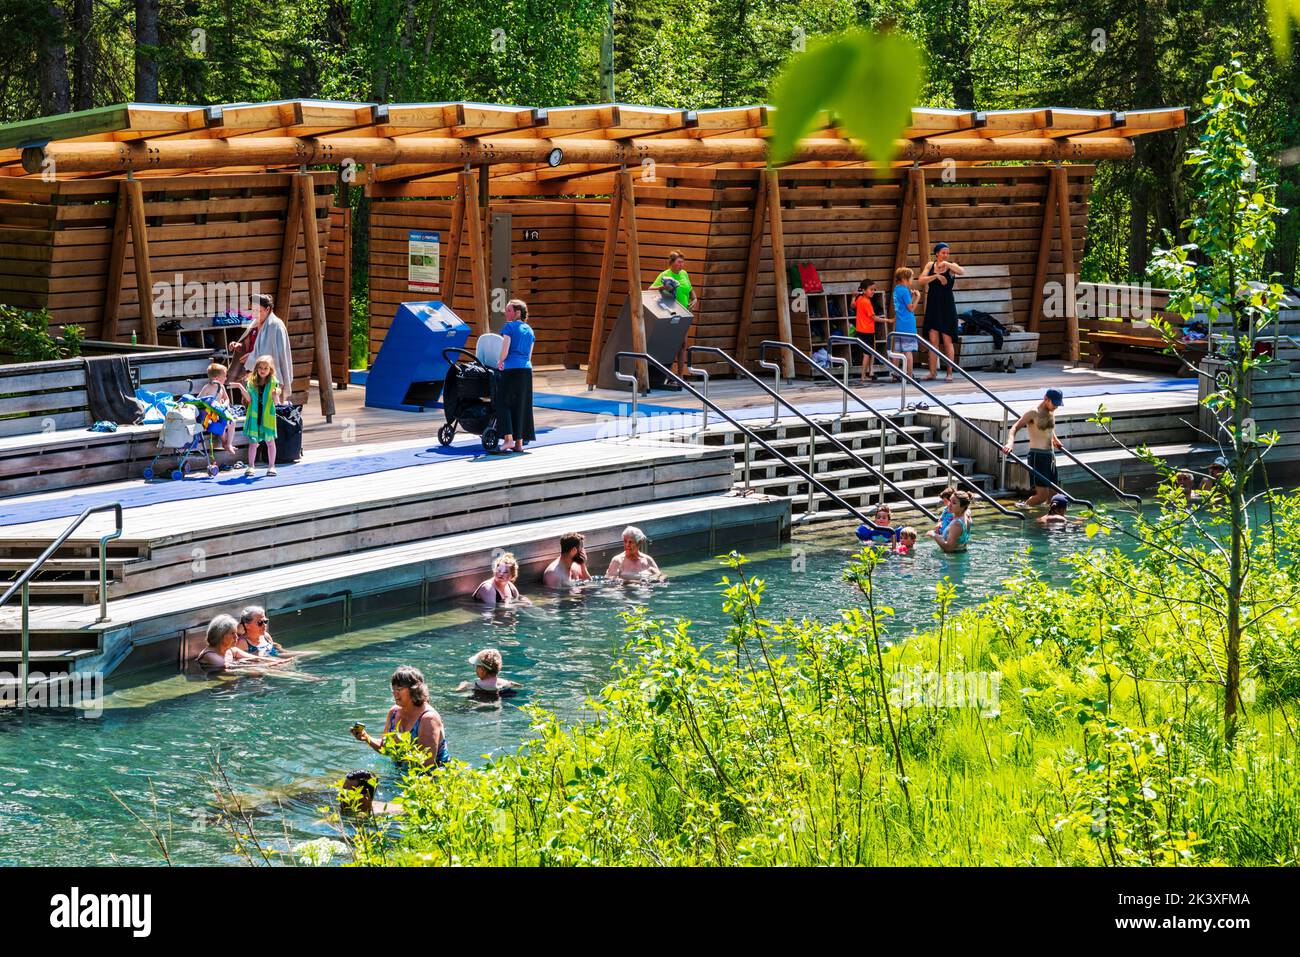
[[894, 527, 918, 554], [456, 649, 519, 695]]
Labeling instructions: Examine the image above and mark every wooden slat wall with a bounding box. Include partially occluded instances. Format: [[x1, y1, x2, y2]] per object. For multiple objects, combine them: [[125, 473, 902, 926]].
[[326, 206, 352, 386], [0, 181, 58, 316], [366, 164, 1097, 372], [0, 173, 340, 405], [370, 199, 580, 366]]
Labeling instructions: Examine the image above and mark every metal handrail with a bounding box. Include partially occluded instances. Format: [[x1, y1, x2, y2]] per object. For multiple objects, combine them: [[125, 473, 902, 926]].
[[613, 352, 889, 532], [835, 335, 1095, 510], [761, 340, 1023, 520], [892, 331, 1141, 505], [0, 503, 123, 707], [687, 345, 937, 521]]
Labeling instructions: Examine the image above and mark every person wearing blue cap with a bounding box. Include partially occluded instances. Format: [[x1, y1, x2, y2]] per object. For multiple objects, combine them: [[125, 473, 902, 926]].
[[1037, 493, 1076, 527], [1003, 388, 1066, 507]]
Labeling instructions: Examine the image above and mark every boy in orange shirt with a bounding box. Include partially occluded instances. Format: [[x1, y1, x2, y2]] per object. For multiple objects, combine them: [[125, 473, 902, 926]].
[[854, 279, 883, 381]]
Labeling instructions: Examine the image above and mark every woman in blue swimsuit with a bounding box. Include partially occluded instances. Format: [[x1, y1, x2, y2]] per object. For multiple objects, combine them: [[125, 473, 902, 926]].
[[351, 666, 450, 767], [931, 490, 973, 554]]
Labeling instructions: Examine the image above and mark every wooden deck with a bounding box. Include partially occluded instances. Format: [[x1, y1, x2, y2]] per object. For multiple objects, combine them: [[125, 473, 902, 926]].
[[301, 360, 1182, 453]]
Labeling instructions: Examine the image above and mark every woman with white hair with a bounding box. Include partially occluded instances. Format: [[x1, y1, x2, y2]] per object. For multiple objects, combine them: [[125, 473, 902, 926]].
[[605, 526, 665, 581]]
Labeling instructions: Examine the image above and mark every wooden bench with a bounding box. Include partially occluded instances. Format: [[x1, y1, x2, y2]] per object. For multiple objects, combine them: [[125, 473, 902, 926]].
[[0, 345, 221, 495], [1087, 330, 1207, 373], [947, 264, 1040, 369]]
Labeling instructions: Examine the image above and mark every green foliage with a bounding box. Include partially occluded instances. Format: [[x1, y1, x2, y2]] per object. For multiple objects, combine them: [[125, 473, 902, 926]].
[[0, 305, 80, 361], [349, 291, 369, 370], [768, 28, 924, 168], [343, 508, 1300, 866]]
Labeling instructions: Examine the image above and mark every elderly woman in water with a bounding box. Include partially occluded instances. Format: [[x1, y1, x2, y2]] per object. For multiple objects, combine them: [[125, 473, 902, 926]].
[[194, 614, 289, 674], [605, 526, 665, 581], [350, 666, 449, 768]]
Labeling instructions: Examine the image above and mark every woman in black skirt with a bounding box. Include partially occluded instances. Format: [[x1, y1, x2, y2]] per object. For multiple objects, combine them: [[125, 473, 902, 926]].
[[496, 298, 536, 453], [920, 242, 965, 381]]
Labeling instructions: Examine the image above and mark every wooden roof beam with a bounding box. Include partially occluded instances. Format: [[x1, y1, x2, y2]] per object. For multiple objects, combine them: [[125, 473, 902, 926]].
[[25, 132, 1137, 175]]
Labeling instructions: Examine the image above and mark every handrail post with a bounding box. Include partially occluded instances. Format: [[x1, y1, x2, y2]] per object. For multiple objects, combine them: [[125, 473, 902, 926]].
[[807, 431, 817, 515], [879, 416, 887, 505], [743, 433, 752, 492], [1000, 406, 1009, 490], [827, 356, 849, 419], [19, 582, 29, 709], [686, 365, 710, 437], [758, 359, 781, 424], [97, 535, 110, 623]]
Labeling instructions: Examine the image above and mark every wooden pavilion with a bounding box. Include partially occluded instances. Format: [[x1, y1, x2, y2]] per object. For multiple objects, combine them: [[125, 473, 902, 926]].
[[0, 99, 1186, 398]]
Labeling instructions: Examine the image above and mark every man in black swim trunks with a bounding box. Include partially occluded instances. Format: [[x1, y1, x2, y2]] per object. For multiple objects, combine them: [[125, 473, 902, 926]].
[[1003, 388, 1065, 507]]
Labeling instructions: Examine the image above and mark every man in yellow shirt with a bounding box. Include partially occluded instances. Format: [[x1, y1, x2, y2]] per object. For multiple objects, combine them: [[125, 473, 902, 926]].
[[651, 250, 699, 380]]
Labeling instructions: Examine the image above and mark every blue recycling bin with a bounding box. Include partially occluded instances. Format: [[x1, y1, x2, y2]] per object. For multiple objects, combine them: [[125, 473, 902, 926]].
[[365, 301, 471, 412]]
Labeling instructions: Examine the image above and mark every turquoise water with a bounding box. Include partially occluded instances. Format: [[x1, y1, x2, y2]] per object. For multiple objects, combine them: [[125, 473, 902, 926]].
[[0, 516, 1115, 865]]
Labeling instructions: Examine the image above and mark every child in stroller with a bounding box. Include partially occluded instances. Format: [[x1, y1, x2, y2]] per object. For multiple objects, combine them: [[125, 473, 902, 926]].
[[437, 347, 503, 452]]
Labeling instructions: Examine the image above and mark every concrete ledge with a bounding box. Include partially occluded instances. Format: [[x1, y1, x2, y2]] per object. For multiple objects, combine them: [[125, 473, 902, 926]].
[[84, 492, 790, 676]]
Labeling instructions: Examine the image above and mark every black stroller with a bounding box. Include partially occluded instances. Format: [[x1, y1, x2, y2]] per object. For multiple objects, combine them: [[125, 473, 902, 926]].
[[437, 348, 502, 452]]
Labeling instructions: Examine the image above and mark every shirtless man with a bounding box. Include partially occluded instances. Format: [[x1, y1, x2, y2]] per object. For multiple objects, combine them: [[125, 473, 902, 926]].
[[542, 532, 592, 587], [605, 526, 665, 581], [1003, 388, 1065, 507]]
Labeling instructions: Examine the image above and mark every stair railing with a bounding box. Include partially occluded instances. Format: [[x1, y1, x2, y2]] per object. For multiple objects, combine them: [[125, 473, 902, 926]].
[[0, 503, 122, 707]]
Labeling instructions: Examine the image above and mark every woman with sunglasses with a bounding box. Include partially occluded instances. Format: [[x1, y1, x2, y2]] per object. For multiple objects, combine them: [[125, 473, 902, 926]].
[[234, 605, 296, 658], [472, 552, 532, 606]]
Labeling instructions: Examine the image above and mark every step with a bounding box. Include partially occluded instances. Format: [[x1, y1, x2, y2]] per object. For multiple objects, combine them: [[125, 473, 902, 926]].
[[0, 493, 791, 677], [746, 466, 993, 502], [739, 454, 977, 486], [0, 440, 736, 603]]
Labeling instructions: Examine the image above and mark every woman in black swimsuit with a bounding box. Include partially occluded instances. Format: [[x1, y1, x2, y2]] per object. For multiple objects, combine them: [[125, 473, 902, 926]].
[[920, 242, 965, 381]]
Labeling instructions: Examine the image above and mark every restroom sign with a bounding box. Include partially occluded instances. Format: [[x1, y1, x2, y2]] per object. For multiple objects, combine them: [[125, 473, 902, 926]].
[[522, 228, 540, 241]]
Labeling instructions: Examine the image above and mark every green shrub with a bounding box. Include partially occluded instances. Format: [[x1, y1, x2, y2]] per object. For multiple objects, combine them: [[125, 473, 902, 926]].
[[0, 305, 81, 361]]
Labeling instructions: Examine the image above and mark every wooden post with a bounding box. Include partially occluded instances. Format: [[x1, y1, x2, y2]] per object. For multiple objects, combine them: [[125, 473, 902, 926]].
[[1055, 165, 1079, 362], [620, 169, 649, 392], [100, 181, 130, 343], [464, 169, 491, 336], [124, 179, 157, 344], [297, 173, 336, 419], [912, 167, 932, 315], [443, 173, 467, 308], [275, 173, 303, 318], [584, 173, 624, 386], [892, 170, 916, 278], [1027, 166, 1059, 333], [764, 169, 794, 379], [732, 173, 770, 364]]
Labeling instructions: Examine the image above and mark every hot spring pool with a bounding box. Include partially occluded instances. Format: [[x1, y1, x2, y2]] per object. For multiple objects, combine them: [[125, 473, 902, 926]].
[[0, 515, 1121, 865]]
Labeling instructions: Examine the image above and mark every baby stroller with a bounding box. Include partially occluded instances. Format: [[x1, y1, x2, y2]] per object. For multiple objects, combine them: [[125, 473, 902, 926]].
[[437, 347, 502, 452], [144, 397, 230, 480]]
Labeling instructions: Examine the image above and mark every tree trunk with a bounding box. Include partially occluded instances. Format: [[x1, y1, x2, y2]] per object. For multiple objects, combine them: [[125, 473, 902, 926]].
[[69, 0, 93, 110], [37, 1, 71, 115], [134, 0, 160, 103]]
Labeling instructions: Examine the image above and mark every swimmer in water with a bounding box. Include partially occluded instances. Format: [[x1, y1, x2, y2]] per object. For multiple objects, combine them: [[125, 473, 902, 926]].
[[856, 503, 900, 544], [930, 490, 973, 554], [473, 552, 532, 606], [339, 770, 401, 816], [894, 526, 918, 554], [1037, 493, 1080, 528], [605, 525, 665, 581], [455, 648, 519, 696], [542, 531, 592, 588], [193, 614, 289, 675]]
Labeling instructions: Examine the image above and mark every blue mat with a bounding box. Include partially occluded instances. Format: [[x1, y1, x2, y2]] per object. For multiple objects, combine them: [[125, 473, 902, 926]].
[[0, 378, 1194, 528], [533, 392, 684, 417]]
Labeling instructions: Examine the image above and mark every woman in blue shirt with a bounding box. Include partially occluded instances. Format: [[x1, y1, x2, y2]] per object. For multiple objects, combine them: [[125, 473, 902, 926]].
[[497, 298, 536, 453]]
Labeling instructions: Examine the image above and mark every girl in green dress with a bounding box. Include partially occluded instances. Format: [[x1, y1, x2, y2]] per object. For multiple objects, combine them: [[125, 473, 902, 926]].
[[244, 354, 282, 478]]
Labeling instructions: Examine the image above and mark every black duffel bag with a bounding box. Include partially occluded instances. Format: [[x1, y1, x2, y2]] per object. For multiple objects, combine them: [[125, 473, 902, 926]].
[[254, 403, 304, 464]]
